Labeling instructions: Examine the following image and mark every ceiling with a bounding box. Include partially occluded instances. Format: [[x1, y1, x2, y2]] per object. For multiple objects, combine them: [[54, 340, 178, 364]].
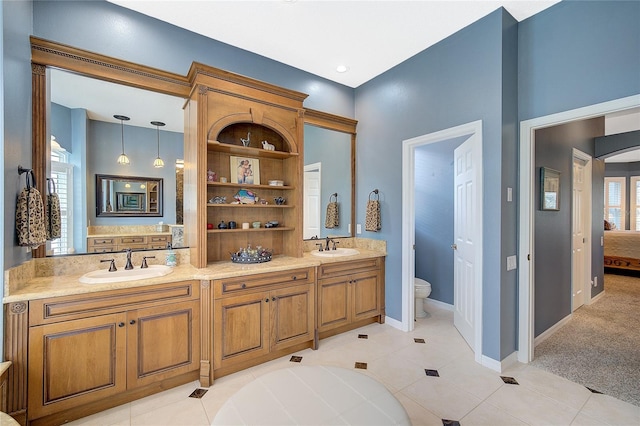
[[108, 0, 560, 88]]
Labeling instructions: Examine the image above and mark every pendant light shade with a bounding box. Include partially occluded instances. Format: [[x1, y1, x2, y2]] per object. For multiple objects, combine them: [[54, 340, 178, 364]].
[[151, 121, 165, 168], [114, 115, 130, 165]]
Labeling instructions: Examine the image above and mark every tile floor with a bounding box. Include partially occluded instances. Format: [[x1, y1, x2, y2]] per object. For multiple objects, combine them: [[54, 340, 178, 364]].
[[68, 305, 640, 425]]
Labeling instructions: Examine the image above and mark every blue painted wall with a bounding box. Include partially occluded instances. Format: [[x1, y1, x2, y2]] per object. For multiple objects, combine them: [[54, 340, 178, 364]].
[[518, 0, 640, 121], [355, 8, 517, 360], [2, 0, 33, 271]]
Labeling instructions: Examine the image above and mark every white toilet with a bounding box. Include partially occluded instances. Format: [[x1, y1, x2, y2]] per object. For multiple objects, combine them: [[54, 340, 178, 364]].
[[414, 277, 432, 318]]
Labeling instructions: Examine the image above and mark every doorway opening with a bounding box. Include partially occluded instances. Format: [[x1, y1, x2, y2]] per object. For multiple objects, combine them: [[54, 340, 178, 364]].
[[402, 120, 483, 364], [518, 94, 640, 363]]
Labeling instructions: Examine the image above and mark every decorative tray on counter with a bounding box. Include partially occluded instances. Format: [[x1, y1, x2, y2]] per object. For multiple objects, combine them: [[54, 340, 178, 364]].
[[231, 246, 272, 264]]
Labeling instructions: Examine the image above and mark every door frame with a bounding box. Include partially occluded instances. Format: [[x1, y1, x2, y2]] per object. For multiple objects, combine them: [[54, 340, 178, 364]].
[[303, 162, 321, 239], [518, 94, 640, 363], [402, 119, 483, 364], [572, 148, 593, 311]]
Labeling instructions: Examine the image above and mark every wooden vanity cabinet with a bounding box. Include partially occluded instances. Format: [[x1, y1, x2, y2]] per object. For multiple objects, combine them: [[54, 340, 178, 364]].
[[25, 281, 200, 424], [317, 258, 385, 338], [211, 268, 315, 377]]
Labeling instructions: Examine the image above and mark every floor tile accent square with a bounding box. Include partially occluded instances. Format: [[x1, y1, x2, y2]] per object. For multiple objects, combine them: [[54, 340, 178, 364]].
[[188, 388, 208, 399], [442, 419, 461, 426], [290, 355, 303, 363], [414, 338, 426, 343], [425, 369, 440, 377], [355, 362, 368, 369], [500, 376, 519, 385], [586, 386, 603, 394], [358, 334, 368, 339]]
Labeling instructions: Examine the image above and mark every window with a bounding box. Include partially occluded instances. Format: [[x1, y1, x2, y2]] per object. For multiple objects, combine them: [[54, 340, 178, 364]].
[[49, 137, 74, 255], [604, 177, 626, 230], [631, 176, 640, 231]]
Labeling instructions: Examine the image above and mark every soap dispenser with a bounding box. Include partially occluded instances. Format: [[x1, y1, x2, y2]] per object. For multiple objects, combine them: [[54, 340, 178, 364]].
[[166, 243, 177, 267]]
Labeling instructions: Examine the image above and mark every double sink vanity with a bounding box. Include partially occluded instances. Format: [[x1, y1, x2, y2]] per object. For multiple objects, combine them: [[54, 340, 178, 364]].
[[5, 37, 384, 425], [3, 240, 385, 425]]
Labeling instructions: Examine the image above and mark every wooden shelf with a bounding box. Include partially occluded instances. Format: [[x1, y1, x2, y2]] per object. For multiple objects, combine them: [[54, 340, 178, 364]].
[[207, 140, 297, 159], [207, 182, 295, 190], [207, 227, 294, 234]]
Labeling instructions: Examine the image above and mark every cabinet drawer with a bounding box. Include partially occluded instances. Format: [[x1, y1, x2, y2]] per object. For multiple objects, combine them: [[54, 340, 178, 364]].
[[88, 246, 117, 253], [214, 268, 314, 297], [119, 236, 147, 244], [29, 281, 200, 325], [149, 235, 170, 243], [88, 237, 116, 246], [317, 258, 380, 279]]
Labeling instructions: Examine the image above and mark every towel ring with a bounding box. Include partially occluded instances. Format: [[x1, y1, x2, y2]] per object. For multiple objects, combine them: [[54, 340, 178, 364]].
[[329, 193, 338, 202], [369, 189, 379, 201]]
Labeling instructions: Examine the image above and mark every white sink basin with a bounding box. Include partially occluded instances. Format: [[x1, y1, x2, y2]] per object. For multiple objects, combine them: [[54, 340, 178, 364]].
[[80, 265, 173, 284], [311, 248, 360, 258]]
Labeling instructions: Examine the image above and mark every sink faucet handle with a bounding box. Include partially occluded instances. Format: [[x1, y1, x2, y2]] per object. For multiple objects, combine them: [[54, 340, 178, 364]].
[[141, 256, 155, 269], [123, 248, 134, 270], [315, 243, 324, 252], [100, 259, 117, 272], [332, 240, 339, 250]]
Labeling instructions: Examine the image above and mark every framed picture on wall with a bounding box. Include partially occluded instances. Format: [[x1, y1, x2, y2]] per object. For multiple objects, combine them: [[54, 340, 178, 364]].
[[230, 156, 260, 185], [540, 167, 560, 211]]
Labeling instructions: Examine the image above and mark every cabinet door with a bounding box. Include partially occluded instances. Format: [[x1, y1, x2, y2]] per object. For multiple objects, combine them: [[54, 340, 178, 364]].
[[214, 291, 270, 369], [317, 276, 351, 332], [270, 283, 314, 351], [127, 300, 200, 389], [351, 271, 380, 321], [28, 313, 127, 420]]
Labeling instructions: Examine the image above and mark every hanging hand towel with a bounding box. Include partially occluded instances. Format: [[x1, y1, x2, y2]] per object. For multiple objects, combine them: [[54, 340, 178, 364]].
[[325, 201, 339, 229], [46, 178, 61, 240], [365, 200, 381, 231], [16, 170, 47, 248]]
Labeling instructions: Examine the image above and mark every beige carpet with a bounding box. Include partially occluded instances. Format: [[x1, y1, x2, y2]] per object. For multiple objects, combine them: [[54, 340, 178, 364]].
[[531, 273, 640, 407]]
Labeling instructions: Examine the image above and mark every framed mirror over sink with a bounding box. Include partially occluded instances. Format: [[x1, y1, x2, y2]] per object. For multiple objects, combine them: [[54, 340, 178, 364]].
[[96, 174, 163, 217]]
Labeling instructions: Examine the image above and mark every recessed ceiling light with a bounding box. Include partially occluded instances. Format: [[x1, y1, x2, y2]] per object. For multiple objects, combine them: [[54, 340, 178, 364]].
[[336, 65, 349, 73]]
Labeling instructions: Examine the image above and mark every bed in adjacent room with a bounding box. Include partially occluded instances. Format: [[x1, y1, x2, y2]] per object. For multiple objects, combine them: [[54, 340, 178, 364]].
[[604, 230, 640, 271]]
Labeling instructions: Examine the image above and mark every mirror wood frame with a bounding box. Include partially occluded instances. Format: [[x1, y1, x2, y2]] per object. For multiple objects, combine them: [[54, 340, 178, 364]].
[[30, 36, 356, 258]]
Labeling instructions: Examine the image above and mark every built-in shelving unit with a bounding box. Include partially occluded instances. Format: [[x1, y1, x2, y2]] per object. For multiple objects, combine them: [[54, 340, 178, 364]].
[[184, 63, 307, 267]]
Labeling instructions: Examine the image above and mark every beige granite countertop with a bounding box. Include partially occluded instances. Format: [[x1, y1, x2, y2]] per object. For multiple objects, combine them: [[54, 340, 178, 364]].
[[3, 241, 385, 303]]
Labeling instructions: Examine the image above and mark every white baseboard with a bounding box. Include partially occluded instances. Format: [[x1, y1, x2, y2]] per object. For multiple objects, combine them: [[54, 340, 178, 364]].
[[384, 315, 404, 331], [481, 351, 518, 373], [589, 290, 605, 304], [424, 298, 454, 311], [534, 313, 572, 347]]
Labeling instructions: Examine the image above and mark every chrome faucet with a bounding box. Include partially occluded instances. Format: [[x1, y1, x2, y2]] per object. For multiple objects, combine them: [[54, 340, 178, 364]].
[[124, 248, 134, 270]]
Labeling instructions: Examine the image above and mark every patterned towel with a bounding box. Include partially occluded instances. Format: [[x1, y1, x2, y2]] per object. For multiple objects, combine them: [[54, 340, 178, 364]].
[[46, 178, 61, 240], [325, 201, 339, 229], [365, 200, 381, 232], [16, 171, 47, 248]]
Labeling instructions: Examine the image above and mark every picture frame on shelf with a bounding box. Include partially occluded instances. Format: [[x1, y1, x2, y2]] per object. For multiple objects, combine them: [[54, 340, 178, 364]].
[[230, 156, 260, 185], [540, 167, 560, 211]]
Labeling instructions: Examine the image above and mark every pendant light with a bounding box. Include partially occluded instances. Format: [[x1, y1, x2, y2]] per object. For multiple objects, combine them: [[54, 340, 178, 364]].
[[151, 121, 165, 168], [114, 115, 130, 165]]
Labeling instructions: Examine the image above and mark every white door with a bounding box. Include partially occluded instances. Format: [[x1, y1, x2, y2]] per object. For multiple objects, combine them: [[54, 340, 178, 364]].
[[572, 157, 588, 311], [303, 164, 321, 239], [453, 137, 477, 349]]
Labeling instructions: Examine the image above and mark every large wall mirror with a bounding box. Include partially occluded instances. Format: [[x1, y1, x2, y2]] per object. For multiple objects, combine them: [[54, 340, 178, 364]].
[[31, 37, 356, 257], [303, 110, 357, 240]]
